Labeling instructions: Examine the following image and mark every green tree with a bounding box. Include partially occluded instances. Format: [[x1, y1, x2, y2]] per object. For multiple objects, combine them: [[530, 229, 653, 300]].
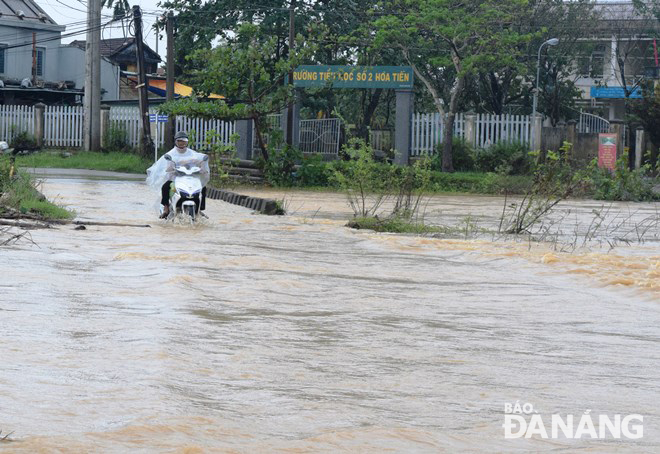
[[468, 0, 597, 124], [157, 0, 296, 79], [374, 0, 532, 172], [631, 83, 660, 172], [159, 24, 314, 162]]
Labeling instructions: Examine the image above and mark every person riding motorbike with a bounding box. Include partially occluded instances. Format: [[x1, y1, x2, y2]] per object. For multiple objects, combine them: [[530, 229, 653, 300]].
[[145, 131, 210, 219]]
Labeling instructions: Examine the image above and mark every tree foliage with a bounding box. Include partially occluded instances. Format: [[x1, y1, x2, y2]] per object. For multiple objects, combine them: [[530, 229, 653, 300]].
[[159, 24, 314, 161], [374, 0, 533, 171]]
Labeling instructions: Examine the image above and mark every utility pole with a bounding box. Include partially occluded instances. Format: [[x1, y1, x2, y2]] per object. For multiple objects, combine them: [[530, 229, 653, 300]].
[[164, 11, 175, 151], [286, 0, 296, 146], [84, 0, 101, 151], [133, 5, 154, 158]]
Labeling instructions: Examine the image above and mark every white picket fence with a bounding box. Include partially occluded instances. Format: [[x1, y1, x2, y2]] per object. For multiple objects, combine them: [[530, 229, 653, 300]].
[[411, 112, 531, 155], [0, 105, 35, 142], [474, 113, 531, 149], [44, 106, 85, 147], [109, 106, 235, 152], [0, 105, 543, 157], [411, 112, 464, 156]]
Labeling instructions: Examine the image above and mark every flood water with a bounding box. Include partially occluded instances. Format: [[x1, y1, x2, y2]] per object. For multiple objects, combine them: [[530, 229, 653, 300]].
[[1, 179, 659, 452]]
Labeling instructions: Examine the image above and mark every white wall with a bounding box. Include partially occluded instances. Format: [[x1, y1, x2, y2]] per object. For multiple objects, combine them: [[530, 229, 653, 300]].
[[0, 22, 120, 101], [58, 46, 121, 101], [0, 24, 61, 81]]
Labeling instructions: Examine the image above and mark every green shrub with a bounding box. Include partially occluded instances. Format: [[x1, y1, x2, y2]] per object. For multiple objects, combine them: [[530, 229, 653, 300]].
[[429, 171, 532, 194], [433, 137, 476, 172], [296, 153, 333, 187], [203, 132, 239, 187], [9, 131, 39, 152], [331, 138, 393, 217], [257, 144, 302, 187], [475, 141, 531, 175], [103, 122, 133, 153], [578, 157, 658, 201]]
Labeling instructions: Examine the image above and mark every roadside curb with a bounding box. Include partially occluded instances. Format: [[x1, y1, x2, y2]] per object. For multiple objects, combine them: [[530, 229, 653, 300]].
[[206, 187, 282, 215]]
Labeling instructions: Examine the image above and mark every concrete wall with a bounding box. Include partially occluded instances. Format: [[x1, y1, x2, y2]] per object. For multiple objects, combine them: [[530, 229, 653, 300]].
[[540, 126, 564, 154], [541, 125, 599, 165], [573, 133, 599, 165]]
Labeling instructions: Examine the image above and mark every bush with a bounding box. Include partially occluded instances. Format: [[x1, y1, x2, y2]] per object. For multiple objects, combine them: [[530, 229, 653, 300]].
[[203, 132, 239, 187], [9, 131, 39, 153], [257, 144, 302, 187], [578, 157, 658, 201], [296, 153, 333, 187], [103, 123, 132, 153], [475, 141, 531, 175], [429, 171, 532, 194], [331, 138, 393, 217], [433, 137, 475, 172]]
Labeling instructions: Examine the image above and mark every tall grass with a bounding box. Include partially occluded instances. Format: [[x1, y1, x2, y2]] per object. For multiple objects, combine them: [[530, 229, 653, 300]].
[[0, 171, 74, 220], [16, 151, 152, 174]]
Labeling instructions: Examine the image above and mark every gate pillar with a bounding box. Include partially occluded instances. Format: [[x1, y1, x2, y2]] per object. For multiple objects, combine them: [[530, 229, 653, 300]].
[[394, 89, 413, 165]]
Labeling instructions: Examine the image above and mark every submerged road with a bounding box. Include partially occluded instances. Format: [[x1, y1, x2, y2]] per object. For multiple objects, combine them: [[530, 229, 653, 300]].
[[0, 178, 658, 452]]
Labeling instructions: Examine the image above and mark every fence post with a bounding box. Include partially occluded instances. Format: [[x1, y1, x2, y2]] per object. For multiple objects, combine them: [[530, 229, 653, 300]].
[[394, 89, 413, 165], [531, 114, 542, 151], [567, 120, 577, 149], [235, 119, 253, 160], [464, 113, 477, 148], [635, 127, 645, 170], [34, 103, 45, 148], [100, 105, 111, 150]]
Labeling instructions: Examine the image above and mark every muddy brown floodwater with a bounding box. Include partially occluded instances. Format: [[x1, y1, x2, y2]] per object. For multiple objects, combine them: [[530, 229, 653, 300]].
[[1, 179, 659, 452]]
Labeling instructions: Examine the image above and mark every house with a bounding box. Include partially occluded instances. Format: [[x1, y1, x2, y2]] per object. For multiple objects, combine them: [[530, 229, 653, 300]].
[[0, 0, 121, 104], [69, 38, 162, 100], [573, 1, 660, 120]]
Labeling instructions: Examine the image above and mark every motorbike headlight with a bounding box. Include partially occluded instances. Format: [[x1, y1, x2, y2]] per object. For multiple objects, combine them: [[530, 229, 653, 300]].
[[179, 190, 189, 198], [192, 189, 201, 195]]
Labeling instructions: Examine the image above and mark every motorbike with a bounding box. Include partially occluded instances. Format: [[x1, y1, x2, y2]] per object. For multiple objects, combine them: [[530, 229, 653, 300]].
[[161, 154, 209, 222]]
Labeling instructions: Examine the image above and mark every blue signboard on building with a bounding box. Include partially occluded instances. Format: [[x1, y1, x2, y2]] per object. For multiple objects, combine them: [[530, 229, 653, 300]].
[[590, 86, 642, 99]]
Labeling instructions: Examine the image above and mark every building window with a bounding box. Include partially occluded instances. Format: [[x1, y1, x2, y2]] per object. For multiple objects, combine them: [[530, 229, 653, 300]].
[[590, 45, 605, 79], [36, 47, 45, 77], [577, 56, 590, 77], [0, 45, 6, 74]]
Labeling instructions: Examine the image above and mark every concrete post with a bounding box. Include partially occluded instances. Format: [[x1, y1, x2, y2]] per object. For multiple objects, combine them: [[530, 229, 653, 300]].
[[567, 119, 577, 147], [394, 89, 413, 165], [235, 119, 253, 161], [34, 103, 45, 148], [531, 114, 543, 151], [464, 113, 477, 148], [100, 105, 111, 150], [281, 90, 301, 149], [609, 120, 624, 165], [635, 127, 645, 170]]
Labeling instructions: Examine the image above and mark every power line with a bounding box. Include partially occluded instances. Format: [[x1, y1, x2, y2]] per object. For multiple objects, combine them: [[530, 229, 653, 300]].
[[1, 18, 117, 52]]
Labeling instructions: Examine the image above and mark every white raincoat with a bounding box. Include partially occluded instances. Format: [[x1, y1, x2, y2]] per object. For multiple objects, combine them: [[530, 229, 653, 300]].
[[146, 147, 211, 190]]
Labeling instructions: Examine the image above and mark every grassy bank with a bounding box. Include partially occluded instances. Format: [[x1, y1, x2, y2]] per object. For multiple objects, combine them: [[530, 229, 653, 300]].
[[15, 150, 152, 174], [0, 171, 74, 220]]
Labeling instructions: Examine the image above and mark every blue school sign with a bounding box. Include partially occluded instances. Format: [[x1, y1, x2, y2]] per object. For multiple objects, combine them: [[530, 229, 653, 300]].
[[590, 86, 642, 99]]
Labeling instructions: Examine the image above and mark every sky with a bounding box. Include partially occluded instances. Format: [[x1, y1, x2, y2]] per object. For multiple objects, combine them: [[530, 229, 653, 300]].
[[38, 0, 168, 62]]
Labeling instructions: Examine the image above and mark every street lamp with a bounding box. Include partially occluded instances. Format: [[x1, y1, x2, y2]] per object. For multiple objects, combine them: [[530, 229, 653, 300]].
[[531, 38, 559, 150]]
